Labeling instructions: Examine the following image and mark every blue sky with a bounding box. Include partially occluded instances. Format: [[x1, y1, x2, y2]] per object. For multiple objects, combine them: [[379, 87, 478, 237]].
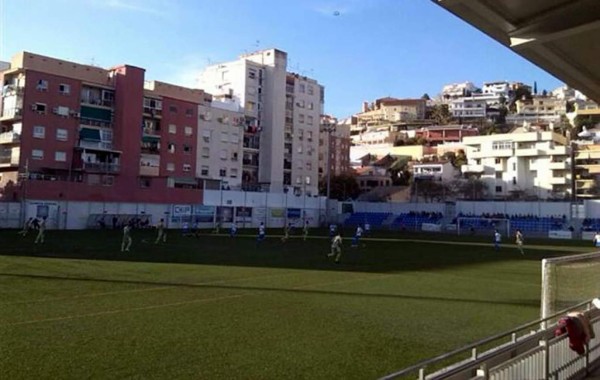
[[1, 0, 562, 117]]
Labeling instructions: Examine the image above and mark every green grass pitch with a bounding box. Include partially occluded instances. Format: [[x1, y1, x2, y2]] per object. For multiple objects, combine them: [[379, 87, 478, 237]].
[[0, 228, 591, 379]]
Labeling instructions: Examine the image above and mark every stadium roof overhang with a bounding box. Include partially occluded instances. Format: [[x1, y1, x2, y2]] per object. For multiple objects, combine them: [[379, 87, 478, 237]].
[[433, 0, 600, 103]]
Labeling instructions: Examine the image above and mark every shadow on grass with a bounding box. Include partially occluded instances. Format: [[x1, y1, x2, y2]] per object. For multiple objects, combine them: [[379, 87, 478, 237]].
[[0, 229, 580, 274], [0, 272, 540, 309]]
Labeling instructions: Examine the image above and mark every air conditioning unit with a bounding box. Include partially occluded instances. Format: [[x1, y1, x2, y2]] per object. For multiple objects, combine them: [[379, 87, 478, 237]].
[[53, 107, 60, 114], [71, 112, 80, 118], [31, 104, 38, 111]]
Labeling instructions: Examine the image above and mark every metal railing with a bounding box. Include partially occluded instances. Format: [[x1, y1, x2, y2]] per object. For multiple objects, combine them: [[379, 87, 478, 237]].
[[381, 300, 599, 380]]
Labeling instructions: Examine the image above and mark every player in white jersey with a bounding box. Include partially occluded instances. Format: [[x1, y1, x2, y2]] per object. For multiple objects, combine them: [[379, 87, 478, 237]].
[[155, 219, 166, 244], [34, 217, 46, 244], [256, 222, 266, 244], [328, 232, 343, 263], [18, 218, 33, 237], [594, 232, 600, 248], [230, 222, 238, 237], [281, 223, 291, 243], [515, 229, 524, 255], [494, 229, 501, 251], [121, 223, 133, 252], [351, 225, 363, 248]]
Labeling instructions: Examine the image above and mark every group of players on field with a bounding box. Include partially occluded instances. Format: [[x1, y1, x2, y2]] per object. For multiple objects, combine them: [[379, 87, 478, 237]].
[[19, 214, 600, 261]]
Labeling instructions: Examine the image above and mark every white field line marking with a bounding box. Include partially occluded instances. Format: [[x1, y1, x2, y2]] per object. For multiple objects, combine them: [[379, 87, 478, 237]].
[[4, 273, 395, 326], [0, 271, 300, 306]]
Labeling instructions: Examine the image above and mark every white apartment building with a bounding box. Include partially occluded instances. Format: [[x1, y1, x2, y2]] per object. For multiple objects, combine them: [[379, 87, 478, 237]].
[[442, 81, 478, 99], [197, 100, 245, 189], [413, 161, 458, 182], [461, 130, 571, 199], [449, 96, 487, 119], [482, 81, 510, 97], [350, 128, 401, 147], [198, 49, 323, 195], [506, 95, 566, 125]]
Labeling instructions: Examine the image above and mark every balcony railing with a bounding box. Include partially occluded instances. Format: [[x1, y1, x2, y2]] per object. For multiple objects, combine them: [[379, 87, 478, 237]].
[[79, 140, 114, 151], [0, 131, 20, 144], [0, 154, 20, 166], [82, 162, 120, 173]]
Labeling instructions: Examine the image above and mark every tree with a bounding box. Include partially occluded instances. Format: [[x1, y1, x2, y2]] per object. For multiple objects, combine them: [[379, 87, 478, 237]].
[[458, 178, 488, 200], [389, 156, 411, 186], [319, 174, 361, 200], [421, 93, 431, 100], [412, 178, 450, 202], [430, 104, 452, 125], [453, 149, 467, 168]]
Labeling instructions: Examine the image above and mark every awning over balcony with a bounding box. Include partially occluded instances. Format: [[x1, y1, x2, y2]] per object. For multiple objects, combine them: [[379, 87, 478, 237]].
[[142, 135, 160, 143], [79, 127, 101, 141], [81, 105, 112, 122]]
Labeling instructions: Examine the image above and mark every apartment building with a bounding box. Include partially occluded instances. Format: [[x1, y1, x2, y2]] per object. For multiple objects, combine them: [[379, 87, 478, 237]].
[[506, 95, 566, 125], [449, 96, 488, 119], [198, 49, 324, 196], [482, 81, 510, 97], [413, 161, 457, 182], [573, 143, 600, 199], [0, 51, 209, 203], [357, 97, 426, 123], [461, 129, 571, 199], [197, 100, 245, 189], [441, 81, 478, 100], [414, 125, 479, 145], [318, 116, 351, 180]]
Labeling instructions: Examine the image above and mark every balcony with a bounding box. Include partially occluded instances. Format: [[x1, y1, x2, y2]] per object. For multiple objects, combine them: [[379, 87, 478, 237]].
[[140, 153, 160, 177], [0, 154, 19, 167], [0, 107, 23, 121], [461, 164, 484, 173], [548, 161, 568, 170], [576, 179, 594, 190], [546, 146, 567, 155], [1, 84, 24, 97], [515, 148, 540, 157], [548, 177, 568, 185], [78, 140, 114, 151], [0, 131, 20, 144], [81, 162, 120, 173]]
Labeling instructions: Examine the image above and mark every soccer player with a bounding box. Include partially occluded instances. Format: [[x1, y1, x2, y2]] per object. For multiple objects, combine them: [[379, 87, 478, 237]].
[[213, 220, 221, 234], [121, 222, 133, 252], [328, 232, 343, 263], [18, 217, 33, 236], [182, 221, 190, 236], [515, 229, 524, 255], [34, 217, 46, 244], [351, 225, 363, 248], [154, 218, 166, 244], [256, 222, 266, 244], [329, 223, 337, 240], [364, 222, 371, 237], [594, 231, 600, 248], [230, 222, 238, 237], [303, 220, 309, 241], [281, 222, 291, 243], [494, 229, 501, 251]]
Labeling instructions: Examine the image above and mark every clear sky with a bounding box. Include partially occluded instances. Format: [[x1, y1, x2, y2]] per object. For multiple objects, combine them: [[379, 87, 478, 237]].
[[1, 0, 563, 117]]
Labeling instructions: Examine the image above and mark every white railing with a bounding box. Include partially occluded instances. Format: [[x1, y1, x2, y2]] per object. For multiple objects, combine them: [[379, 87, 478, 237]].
[[380, 300, 600, 380]]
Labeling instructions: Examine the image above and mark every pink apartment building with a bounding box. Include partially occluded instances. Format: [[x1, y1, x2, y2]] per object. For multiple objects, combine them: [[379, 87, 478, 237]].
[[0, 52, 210, 203]]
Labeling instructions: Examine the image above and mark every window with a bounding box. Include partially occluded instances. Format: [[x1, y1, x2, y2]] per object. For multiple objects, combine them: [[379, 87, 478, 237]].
[[492, 141, 512, 150], [56, 128, 68, 141], [298, 114, 305, 124], [299, 83, 305, 93], [219, 168, 227, 177], [202, 130, 211, 142], [495, 158, 501, 164], [245, 101, 256, 111], [169, 105, 177, 113], [495, 172, 502, 179], [495, 186, 502, 193], [183, 164, 192, 172], [102, 175, 114, 187], [221, 132, 228, 142], [166, 163, 175, 172], [36, 79, 48, 91], [32, 103, 47, 114], [32, 149, 44, 160], [55, 151, 67, 162], [307, 85, 314, 95], [230, 168, 238, 178], [140, 177, 151, 188], [185, 108, 193, 118], [513, 163, 517, 171], [307, 115, 313, 125], [33, 126, 45, 139], [183, 144, 192, 154], [184, 126, 193, 136], [231, 152, 238, 161], [308, 102, 314, 110], [167, 143, 175, 153], [297, 100, 305, 108], [248, 69, 257, 79], [168, 124, 177, 134], [201, 147, 210, 158], [230, 133, 239, 144], [59, 83, 70, 95], [220, 149, 227, 160], [297, 146, 303, 154], [200, 166, 209, 176]]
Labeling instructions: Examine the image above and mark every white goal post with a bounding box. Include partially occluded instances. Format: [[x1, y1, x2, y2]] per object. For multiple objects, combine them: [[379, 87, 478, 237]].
[[541, 251, 600, 322], [456, 217, 510, 237]]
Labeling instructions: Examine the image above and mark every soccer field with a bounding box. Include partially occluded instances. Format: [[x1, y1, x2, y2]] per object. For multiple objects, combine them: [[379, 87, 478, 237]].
[[0, 229, 590, 379]]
